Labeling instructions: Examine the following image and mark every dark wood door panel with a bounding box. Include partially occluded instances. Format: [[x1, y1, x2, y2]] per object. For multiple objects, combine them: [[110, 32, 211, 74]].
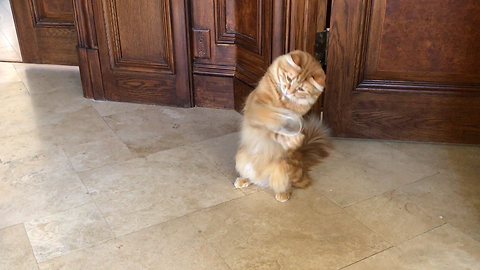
[[74, 0, 328, 111], [191, 0, 278, 109], [193, 0, 273, 85], [365, 0, 480, 84], [324, 0, 480, 144], [235, 0, 273, 86], [190, 0, 237, 109], [190, 0, 328, 110], [107, 72, 177, 105], [33, 0, 74, 23], [190, 0, 236, 74], [93, 0, 192, 107], [105, 0, 174, 73], [234, 0, 263, 54], [36, 27, 78, 63], [11, 0, 78, 65], [349, 91, 480, 144]]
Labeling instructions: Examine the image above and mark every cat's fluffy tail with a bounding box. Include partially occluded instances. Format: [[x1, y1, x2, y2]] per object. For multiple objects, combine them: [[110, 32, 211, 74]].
[[297, 115, 333, 170]]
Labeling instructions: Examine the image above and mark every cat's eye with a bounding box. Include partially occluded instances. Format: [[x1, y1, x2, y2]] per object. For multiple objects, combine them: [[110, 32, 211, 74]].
[[297, 87, 304, 92], [286, 76, 292, 82]]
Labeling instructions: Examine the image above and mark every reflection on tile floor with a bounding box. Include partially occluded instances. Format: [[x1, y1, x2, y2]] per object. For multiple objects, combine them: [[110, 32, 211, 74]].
[[1, 62, 479, 269], [0, 0, 21, 62]]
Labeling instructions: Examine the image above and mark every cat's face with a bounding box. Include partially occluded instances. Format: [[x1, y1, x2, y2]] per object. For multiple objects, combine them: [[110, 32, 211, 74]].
[[276, 52, 325, 106]]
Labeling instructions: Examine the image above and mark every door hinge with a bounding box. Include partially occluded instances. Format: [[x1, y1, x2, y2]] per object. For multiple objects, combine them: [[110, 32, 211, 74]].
[[314, 28, 329, 69]]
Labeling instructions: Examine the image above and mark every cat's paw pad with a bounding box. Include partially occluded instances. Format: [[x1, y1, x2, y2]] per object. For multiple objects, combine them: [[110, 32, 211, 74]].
[[275, 192, 291, 202], [234, 178, 252, 188]]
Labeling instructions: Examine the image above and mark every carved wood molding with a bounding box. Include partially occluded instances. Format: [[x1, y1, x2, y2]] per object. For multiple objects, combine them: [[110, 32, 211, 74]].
[[362, 0, 480, 85], [193, 63, 236, 77], [214, 0, 235, 44], [285, 0, 328, 54], [29, 0, 75, 27], [234, 0, 273, 87], [195, 0, 269, 78], [357, 80, 480, 94], [234, 0, 264, 55], [323, 0, 371, 135], [214, 0, 264, 53], [73, 0, 97, 48], [104, 0, 174, 73], [73, 0, 104, 99]]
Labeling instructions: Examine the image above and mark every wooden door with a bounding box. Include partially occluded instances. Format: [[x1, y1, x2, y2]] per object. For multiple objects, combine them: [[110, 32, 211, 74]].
[[189, 0, 237, 109], [233, 0, 329, 111], [75, 0, 192, 106], [10, 0, 78, 65], [190, 0, 286, 110], [73, 0, 326, 108], [185, 0, 327, 111], [324, 0, 480, 144]]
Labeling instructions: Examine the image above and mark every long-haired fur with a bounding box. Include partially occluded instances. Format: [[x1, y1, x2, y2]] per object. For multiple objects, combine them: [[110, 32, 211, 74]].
[[234, 50, 333, 202], [298, 115, 332, 170]]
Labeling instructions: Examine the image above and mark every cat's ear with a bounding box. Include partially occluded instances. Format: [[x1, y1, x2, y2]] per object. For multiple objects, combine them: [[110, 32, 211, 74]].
[[310, 76, 326, 92], [285, 52, 301, 71]]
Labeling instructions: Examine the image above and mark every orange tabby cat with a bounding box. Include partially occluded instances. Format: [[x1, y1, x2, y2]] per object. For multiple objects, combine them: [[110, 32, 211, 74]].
[[235, 50, 332, 202]]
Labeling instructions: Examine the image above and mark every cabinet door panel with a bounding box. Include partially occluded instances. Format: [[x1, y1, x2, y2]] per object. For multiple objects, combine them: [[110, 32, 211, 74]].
[[235, 0, 273, 86], [11, 0, 78, 65], [93, 0, 191, 106], [324, 0, 480, 143]]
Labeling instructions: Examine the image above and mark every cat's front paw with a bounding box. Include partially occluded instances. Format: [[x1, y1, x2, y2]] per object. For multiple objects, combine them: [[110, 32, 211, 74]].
[[275, 192, 291, 202], [234, 178, 252, 188]]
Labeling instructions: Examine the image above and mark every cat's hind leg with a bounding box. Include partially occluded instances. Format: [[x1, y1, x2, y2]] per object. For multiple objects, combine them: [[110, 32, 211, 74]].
[[270, 162, 292, 202], [291, 172, 311, 189], [235, 146, 254, 189]]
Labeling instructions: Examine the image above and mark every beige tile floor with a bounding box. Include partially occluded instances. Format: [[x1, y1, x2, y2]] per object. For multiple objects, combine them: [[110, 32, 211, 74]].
[[1, 62, 480, 270]]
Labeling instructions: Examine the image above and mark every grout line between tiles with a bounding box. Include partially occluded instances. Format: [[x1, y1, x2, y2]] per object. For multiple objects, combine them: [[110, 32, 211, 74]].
[[311, 185, 346, 209], [338, 171, 442, 208], [91, 102, 241, 160], [190, 142, 252, 196], [0, 223, 21, 231], [390, 223, 447, 247], [60, 145, 117, 239], [87, 197, 117, 240], [333, 172, 446, 248], [395, 171, 441, 190], [340, 201, 394, 247], [111, 191, 258, 240], [59, 131, 244, 240], [35, 207, 241, 268], [21, 202, 112, 264], [74, 177, 117, 240], [23, 202, 97, 225], [187, 214, 233, 270], [91, 103, 123, 142], [338, 214, 449, 269], [21, 223, 41, 268], [343, 197, 448, 246], [0, 30, 20, 59], [338, 245, 396, 269], [21, 202, 117, 265]]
